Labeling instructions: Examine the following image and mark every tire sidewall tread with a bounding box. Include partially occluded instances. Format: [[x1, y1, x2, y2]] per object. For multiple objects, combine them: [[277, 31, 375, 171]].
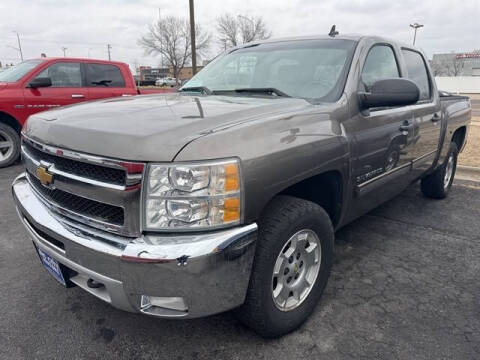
[[237, 195, 334, 338]]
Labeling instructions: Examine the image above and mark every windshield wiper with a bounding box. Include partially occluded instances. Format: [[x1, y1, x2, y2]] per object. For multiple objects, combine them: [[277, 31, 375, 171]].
[[179, 86, 212, 95], [233, 88, 291, 97]]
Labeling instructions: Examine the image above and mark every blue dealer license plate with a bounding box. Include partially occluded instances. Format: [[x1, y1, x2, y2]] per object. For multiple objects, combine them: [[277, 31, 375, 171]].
[[37, 247, 66, 286]]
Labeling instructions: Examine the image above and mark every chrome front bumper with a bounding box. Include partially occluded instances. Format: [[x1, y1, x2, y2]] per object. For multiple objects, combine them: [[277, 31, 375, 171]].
[[12, 173, 257, 318]]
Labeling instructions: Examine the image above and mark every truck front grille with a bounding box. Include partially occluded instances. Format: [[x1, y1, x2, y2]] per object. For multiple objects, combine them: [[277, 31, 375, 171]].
[[23, 141, 126, 186], [21, 136, 144, 237], [28, 174, 125, 226]]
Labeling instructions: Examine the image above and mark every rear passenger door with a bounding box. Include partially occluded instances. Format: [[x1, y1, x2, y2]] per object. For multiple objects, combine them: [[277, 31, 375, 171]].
[[401, 48, 442, 178], [85, 63, 129, 100]]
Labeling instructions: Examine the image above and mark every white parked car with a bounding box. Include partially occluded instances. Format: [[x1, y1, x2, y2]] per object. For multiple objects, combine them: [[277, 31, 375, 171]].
[[155, 77, 177, 87]]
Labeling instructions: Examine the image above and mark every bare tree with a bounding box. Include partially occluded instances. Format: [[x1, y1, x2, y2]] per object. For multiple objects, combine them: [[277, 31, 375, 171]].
[[216, 13, 272, 49], [138, 16, 211, 83], [451, 56, 466, 76]]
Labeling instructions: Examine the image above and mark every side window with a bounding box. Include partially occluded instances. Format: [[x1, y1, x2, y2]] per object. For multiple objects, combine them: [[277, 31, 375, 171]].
[[35, 63, 82, 87], [402, 49, 431, 101], [86, 64, 125, 87], [361, 45, 400, 90]]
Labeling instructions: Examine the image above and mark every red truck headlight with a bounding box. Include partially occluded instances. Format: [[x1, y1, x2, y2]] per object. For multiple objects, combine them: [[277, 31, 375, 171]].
[[144, 159, 242, 231]]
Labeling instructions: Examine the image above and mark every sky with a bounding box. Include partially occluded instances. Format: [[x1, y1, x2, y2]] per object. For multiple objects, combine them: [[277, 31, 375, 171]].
[[0, 0, 479, 72]]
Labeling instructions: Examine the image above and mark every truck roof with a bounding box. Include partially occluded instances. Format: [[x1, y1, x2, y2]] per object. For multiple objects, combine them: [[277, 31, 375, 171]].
[[28, 57, 129, 67], [234, 34, 417, 51]]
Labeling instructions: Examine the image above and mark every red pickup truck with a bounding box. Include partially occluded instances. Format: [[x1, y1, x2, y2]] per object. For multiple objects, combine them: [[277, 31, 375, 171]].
[[0, 58, 173, 167]]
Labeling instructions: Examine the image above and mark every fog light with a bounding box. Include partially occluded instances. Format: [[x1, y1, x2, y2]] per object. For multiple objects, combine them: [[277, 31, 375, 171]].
[[140, 295, 188, 315]]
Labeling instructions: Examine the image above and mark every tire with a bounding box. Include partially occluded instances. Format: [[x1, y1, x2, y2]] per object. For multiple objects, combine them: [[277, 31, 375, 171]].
[[0, 123, 20, 168], [236, 195, 334, 338], [421, 142, 458, 199]]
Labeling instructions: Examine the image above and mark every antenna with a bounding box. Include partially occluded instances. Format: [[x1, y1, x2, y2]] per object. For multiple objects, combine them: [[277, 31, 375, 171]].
[[329, 25, 339, 37]]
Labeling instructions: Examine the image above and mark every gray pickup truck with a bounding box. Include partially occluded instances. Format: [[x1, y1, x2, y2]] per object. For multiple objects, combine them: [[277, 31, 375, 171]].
[[12, 34, 471, 337]]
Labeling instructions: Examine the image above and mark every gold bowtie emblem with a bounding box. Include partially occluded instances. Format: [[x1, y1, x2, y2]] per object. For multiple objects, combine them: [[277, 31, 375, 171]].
[[36, 166, 54, 186]]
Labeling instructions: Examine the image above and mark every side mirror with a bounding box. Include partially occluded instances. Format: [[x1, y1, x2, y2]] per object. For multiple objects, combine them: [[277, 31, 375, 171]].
[[358, 78, 420, 109], [28, 77, 52, 88]]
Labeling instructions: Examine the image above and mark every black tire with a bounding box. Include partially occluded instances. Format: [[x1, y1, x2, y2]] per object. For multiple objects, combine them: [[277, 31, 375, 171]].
[[236, 196, 334, 338], [421, 142, 458, 199], [0, 123, 20, 168]]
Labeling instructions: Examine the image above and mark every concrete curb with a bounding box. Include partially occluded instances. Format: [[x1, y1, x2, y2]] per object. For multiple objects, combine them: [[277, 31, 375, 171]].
[[456, 165, 480, 182]]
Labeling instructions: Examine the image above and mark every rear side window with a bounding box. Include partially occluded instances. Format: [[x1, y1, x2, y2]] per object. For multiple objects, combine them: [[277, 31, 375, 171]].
[[35, 62, 82, 87], [86, 64, 125, 87], [401, 49, 431, 100], [361, 45, 400, 90]]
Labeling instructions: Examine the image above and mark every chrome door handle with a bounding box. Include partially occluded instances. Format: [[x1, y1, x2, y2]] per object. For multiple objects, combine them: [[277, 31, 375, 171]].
[[71, 94, 85, 98], [431, 113, 441, 122]]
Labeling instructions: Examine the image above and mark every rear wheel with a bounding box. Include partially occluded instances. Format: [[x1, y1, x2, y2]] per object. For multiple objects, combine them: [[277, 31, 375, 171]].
[[236, 196, 334, 338], [0, 123, 20, 168], [421, 142, 458, 199]]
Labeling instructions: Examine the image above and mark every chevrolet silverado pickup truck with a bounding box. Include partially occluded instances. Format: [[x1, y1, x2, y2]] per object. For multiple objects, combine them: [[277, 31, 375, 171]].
[[12, 35, 471, 337], [0, 58, 173, 168]]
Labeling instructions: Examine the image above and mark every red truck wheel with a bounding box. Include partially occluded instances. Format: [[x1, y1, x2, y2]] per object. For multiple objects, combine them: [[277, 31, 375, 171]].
[[0, 123, 20, 168]]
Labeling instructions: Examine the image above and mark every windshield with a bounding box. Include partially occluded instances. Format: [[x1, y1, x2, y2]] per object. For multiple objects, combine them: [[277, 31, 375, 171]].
[[183, 39, 357, 102], [0, 60, 44, 82]]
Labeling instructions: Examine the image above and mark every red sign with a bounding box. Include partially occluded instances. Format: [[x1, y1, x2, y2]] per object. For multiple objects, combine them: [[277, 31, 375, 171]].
[[456, 53, 480, 59]]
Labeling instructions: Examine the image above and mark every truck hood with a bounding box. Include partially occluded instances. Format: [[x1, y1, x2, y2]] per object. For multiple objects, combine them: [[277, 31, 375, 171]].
[[23, 93, 309, 161]]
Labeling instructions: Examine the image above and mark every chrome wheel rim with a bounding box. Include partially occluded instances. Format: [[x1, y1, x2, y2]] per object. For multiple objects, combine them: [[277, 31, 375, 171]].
[[271, 229, 321, 312], [444, 154, 454, 189], [0, 129, 14, 162]]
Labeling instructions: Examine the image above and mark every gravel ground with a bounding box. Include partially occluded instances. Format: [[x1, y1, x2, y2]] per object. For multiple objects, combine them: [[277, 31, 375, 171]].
[[1, 164, 479, 359]]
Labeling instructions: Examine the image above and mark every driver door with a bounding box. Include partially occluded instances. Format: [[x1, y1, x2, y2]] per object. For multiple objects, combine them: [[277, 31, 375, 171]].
[[344, 43, 417, 219], [23, 61, 88, 119]]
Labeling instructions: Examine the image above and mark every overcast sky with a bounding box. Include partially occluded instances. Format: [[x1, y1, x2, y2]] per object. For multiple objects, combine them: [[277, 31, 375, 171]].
[[0, 0, 478, 71]]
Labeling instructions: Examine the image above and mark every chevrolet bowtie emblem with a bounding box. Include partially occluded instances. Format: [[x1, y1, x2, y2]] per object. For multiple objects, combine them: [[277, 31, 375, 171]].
[[36, 166, 54, 186]]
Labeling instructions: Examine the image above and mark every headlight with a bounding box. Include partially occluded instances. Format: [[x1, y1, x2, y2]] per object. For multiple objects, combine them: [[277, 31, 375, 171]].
[[144, 159, 242, 230]]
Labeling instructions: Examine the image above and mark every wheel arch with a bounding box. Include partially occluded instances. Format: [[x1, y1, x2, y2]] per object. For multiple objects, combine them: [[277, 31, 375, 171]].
[[263, 170, 344, 228], [0, 111, 22, 134], [451, 126, 467, 152]]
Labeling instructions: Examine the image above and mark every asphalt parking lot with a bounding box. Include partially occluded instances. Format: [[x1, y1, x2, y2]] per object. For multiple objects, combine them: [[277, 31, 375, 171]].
[[1, 164, 479, 360]]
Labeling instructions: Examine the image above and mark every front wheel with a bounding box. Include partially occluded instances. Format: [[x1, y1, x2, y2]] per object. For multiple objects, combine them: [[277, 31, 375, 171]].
[[421, 142, 458, 199], [0, 123, 20, 168], [236, 196, 334, 338]]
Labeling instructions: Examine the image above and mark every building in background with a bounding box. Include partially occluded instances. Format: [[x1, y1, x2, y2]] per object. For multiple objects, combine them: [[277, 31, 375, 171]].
[[431, 51, 480, 77], [173, 66, 204, 82], [138, 66, 170, 82], [137, 65, 204, 85]]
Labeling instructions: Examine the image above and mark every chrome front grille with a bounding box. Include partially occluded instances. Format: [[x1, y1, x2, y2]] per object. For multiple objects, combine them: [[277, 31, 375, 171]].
[[21, 136, 144, 237], [28, 174, 125, 225], [24, 141, 126, 185]]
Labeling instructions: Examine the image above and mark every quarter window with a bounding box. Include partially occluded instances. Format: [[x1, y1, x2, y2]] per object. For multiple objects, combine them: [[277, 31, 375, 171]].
[[402, 49, 431, 100], [35, 62, 82, 87], [86, 64, 125, 87], [361, 45, 400, 90]]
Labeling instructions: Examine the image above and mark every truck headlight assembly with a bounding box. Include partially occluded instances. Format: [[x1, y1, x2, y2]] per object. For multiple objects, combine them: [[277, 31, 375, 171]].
[[144, 159, 242, 230]]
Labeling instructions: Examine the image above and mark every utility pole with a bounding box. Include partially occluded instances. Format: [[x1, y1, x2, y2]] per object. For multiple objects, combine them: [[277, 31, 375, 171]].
[[409, 23, 424, 46], [8, 31, 24, 61], [13, 31, 24, 61], [107, 44, 112, 61], [189, 0, 197, 75], [61, 46, 68, 57]]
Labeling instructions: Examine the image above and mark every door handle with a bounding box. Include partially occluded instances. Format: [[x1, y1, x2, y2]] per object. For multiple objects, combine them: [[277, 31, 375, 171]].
[[431, 113, 441, 123], [399, 121, 413, 133], [71, 94, 85, 98]]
